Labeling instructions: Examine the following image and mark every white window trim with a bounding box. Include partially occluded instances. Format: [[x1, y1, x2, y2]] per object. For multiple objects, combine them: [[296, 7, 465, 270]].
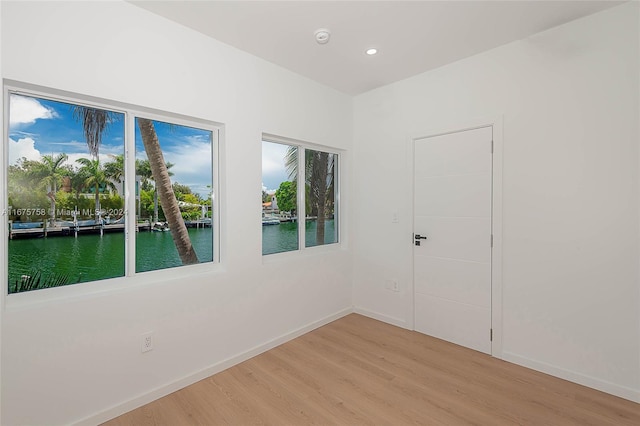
[[261, 133, 342, 259], [1, 80, 223, 307]]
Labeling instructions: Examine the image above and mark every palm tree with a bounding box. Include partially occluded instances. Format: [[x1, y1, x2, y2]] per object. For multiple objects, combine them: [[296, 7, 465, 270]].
[[136, 159, 153, 189], [72, 106, 116, 215], [74, 107, 199, 265], [68, 166, 89, 203], [136, 159, 152, 219], [136, 158, 174, 223], [104, 154, 124, 189], [76, 157, 117, 217], [137, 118, 198, 265], [34, 153, 68, 225], [72, 106, 117, 158], [309, 150, 329, 244], [285, 147, 335, 245]]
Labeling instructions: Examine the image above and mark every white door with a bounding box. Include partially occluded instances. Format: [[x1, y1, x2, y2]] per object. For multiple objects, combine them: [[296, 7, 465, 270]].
[[413, 126, 493, 354]]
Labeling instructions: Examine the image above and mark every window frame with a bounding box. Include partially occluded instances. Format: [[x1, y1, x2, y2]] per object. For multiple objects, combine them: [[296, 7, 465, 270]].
[[261, 133, 341, 257], [2, 81, 222, 302], [130, 112, 220, 275]]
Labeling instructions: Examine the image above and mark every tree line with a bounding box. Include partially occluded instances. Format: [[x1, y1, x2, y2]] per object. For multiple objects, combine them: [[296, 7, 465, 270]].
[[8, 154, 209, 225]]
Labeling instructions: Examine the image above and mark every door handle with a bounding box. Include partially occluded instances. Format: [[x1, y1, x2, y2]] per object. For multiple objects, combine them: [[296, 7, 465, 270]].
[[414, 234, 427, 240]]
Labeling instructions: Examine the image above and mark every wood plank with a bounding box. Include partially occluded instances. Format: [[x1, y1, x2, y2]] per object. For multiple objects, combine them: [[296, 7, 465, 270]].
[[103, 314, 640, 426]]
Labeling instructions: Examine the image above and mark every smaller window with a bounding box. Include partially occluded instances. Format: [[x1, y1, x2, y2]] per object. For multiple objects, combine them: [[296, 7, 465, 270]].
[[261, 138, 339, 255]]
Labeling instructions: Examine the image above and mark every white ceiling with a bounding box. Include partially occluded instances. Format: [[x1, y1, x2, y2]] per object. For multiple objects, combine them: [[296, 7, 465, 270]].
[[130, 1, 623, 95]]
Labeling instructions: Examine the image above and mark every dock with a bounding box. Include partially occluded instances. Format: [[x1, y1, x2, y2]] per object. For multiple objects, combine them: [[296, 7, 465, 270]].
[[9, 223, 133, 239], [8, 219, 211, 239]]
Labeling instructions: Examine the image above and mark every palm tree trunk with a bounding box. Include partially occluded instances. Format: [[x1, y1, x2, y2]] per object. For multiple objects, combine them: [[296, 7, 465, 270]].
[[137, 118, 199, 265], [313, 152, 329, 245]]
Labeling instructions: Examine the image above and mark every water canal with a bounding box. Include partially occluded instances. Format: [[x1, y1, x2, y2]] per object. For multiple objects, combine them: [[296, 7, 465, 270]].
[[8, 220, 336, 293]]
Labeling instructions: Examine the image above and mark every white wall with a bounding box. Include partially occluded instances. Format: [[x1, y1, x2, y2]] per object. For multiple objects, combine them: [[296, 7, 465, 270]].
[[2, 1, 639, 424], [353, 2, 640, 402], [0, 1, 353, 425]]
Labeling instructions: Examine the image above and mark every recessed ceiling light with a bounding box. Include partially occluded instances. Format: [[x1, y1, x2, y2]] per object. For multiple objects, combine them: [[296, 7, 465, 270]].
[[314, 29, 331, 45], [366, 48, 378, 56]]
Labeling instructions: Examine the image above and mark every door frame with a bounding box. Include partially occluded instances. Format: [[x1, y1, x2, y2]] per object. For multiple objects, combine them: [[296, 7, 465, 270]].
[[407, 116, 503, 358]]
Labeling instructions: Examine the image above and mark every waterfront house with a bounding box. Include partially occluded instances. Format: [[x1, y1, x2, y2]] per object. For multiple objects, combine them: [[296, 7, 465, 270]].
[[262, 192, 279, 216]]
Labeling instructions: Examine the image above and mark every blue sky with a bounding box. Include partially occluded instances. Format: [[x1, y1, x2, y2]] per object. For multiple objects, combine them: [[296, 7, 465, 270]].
[[8, 94, 213, 197], [134, 118, 213, 197]]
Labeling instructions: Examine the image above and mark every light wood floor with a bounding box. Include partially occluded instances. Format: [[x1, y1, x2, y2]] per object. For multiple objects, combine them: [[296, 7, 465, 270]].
[[104, 314, 640, 425]]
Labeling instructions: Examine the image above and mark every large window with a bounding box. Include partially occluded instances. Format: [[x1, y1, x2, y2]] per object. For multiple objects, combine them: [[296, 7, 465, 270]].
[[262, 138, 338, 255], [5, 88, 218, 294]]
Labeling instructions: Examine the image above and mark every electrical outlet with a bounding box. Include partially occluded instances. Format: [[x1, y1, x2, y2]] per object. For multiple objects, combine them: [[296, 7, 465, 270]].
[[385, 279, 400, 292], [141, 331, 154, 353]]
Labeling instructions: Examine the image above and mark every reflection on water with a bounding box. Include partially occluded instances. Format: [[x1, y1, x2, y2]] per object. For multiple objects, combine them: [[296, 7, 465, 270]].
[[8, 228, 213, 293], [8, 220, 336, 293], [262, 219, 336, 255], [136, 228, 213, 273], [262, 221, 298, 255]]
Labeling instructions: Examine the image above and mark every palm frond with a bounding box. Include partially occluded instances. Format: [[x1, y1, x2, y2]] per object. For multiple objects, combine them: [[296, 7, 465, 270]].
[[285, 146, 298, 181], [12, 270, 75, 293], [72, 106, 117, 158]]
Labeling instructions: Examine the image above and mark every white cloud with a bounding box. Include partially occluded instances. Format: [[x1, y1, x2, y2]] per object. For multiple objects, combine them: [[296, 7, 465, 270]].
[[8, 136, 111, 168], [9, 137, 41, 165], [48, 140, 91, 151], [262, 141, 292, 191], [158, 139, 213, 197], [262, 141, 290, 174], [9, 94, 56, 126]]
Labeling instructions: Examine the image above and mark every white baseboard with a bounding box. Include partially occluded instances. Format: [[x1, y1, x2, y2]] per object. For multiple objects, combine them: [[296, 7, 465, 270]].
[[353, 306, 409, 329], [502, 351, 640, 403], [74, 307, 354, 426]]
